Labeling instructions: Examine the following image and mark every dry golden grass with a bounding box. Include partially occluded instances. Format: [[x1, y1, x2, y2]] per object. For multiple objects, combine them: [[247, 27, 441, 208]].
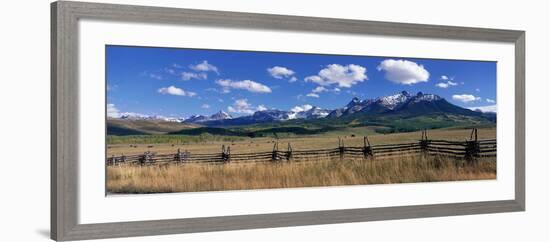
[[106, 155, 496, 194]]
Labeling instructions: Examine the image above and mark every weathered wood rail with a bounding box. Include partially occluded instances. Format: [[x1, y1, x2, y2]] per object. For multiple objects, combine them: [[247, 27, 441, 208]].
[[106, 128, 496, 166]]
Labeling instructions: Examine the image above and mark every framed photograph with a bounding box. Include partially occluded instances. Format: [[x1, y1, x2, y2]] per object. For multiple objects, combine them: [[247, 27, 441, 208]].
[[51, 1, 525, 241]]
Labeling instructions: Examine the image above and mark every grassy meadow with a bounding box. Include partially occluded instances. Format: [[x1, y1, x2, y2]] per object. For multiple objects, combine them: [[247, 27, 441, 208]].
[[107, 155, 496, 193], [106, 125, 496, 194]]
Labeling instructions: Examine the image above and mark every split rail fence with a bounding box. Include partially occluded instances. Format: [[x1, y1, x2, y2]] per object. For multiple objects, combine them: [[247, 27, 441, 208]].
[[106, 128, 496, 166]]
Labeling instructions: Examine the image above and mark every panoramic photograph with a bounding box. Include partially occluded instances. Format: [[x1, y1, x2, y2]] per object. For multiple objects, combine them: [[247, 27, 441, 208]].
[[105, 45, 497, 194]]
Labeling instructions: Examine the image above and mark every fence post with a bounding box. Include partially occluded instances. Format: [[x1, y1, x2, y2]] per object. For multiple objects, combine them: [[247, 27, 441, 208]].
[[175, 148, 183, 164], [465, 128, 480, 163], [362, 136, 373, 159], [221, 145, 225, 162], [221, 145, 231, 163], [419, 129, 429, 157], [338, 137, 345, 160], [272, 142, 279, 161], [286, 143, 293, 161], [226, 146, 231, 163], [139, 151, 153, 165], [107, 155, 115, 166]]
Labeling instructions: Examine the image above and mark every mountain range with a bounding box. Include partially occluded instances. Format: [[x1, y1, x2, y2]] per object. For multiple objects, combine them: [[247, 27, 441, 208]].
[[114, 91, 495, 127]]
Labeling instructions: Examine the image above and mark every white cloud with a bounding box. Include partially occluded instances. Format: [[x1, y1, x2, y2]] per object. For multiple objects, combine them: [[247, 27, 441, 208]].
[[305, 86, 329, 98], [468, 105, 497, 113], [289, 76, 298, 82], [189, 60, 219, 74], [305, 64, 367, 88], [291, 104, 313, 113], [312, 86, 328, 93], [435, 83, 449, 88], [306, 93, 320, 98], [257, 104, 268, 111], [181, 72, 207, 81], [486, 98, 496, 103], [435, 80, 458, 88], [333, 88, 341, 92], [107, 103, 120, 118], [377, 59, 429, 85], [452, 94, 481, 103], [440, 75, 449, 80], [267, 66, 295, 78], [475, 88, 481, 92], [158, 86, 197, 97], [304, 75, 322, 83], [201, 104, 211, 109], [216, 79, 272, 93], [227, 99, 265, 114]]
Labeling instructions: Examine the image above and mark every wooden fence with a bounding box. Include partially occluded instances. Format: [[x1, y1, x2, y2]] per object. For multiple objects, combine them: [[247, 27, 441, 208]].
[[106, 128, 496, 166]]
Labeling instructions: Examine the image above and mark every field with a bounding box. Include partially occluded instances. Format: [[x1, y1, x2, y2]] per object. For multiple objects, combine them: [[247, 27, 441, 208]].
[[106, 126, 496, 194], [107, 156, 496, 193], [106, 126, 496, 156]]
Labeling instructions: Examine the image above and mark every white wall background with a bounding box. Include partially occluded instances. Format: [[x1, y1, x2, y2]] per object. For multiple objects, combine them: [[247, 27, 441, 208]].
[[0, 0, 547, 241]]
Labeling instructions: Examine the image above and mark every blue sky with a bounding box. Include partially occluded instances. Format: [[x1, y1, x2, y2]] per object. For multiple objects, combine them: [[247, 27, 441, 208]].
[[106, 45, 496, 118]]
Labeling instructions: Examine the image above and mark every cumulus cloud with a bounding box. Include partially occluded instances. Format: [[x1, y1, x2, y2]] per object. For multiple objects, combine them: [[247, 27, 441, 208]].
[[291, 104, 313, 113], [304, 75, 322, 83], [468, 105, 497, 113], [158, 86, 197, 97], [377, 59, 429, 85], [189, 60, 219, 74], [435, 83, 449, 88], [440, 75, 449, 80], [227, 99, 265, 114], [201, 104, 211, 109], [304, 86, 329, 98], [452, 94, 481, 103], [107, 103, 120, 118], [289, 76, 298, 82], [312, 86, 328, 93], [181, 72, 207, 81], [305, 64, 367, 88], [486, 98, 496, 103], [435, 80, 458, 88], [216, 79, 272, 93], [268, 66, 295, 78]]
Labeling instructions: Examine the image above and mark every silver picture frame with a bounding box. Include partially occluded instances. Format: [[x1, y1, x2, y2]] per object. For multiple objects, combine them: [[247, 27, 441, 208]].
[[51, 1, 525, 240]]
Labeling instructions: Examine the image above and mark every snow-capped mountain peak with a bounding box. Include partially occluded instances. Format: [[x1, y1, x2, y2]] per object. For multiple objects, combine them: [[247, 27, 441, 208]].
[[118, 113, 185, 122], [210, 110, 232, 120], [376, 91, 411, 110], [185, 110, 233, 123]]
